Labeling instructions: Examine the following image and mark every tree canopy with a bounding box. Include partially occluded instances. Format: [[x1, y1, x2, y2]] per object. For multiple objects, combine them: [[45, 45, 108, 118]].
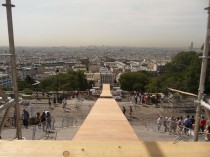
[[18, 75, 36, 92], [159, 51, 210, 94], [119, 51, 210, 94], [39, 71, 88, 91], [118, 71, 152, 92]]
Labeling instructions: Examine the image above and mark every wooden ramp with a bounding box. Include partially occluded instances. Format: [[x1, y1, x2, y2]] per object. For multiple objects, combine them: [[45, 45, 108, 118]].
[[73, 98, 139, 141], [74, 83, 138, 140], [100, 84, 112, 98]]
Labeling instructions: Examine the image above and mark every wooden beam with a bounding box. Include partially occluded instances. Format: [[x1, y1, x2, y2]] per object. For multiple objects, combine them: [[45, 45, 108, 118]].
[[0, 141, 210, 157], [100, 84, 112, 98], [168, 88, 197, 97]]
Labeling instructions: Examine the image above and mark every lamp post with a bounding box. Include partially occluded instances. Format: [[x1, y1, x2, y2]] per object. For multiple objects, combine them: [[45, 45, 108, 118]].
[[155, 71, 161, 107], [33, 81, 40, 102], [55, 68, 59, 103]]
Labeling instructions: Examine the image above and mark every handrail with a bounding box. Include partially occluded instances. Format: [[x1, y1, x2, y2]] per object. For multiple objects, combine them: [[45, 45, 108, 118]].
[[152, 119, 207, 142], [31, 115, 78, 140], [0, 99, 15, 111]]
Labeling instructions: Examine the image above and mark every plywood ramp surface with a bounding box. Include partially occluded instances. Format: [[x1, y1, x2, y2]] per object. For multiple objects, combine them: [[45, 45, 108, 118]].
[[0, 141, 210, 157], [73, 98, 138, 141], [100, 84, 112, 98]]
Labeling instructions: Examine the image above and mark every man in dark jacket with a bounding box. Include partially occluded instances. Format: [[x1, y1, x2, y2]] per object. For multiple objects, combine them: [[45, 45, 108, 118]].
[[22, 109, 29, 129]]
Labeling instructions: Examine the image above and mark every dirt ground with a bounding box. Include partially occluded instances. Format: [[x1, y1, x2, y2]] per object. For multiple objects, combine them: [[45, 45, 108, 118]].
[[0, 97, 201, 141]]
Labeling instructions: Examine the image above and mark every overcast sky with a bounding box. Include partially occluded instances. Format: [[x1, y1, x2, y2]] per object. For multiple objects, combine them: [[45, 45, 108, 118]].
[[0, 0, 208, 47]]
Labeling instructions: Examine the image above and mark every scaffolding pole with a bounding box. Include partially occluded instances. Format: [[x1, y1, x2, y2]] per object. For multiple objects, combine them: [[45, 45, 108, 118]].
[[193, 0, 210, 142], [2, 0, 22, 139]]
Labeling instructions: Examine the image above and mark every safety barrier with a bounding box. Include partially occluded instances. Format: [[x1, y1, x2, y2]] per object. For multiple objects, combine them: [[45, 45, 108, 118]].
[[150, 119, 208, 142]]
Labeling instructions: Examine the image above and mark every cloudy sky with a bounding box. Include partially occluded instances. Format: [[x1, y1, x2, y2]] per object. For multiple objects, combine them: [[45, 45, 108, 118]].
[[0, 0, 208, 47]]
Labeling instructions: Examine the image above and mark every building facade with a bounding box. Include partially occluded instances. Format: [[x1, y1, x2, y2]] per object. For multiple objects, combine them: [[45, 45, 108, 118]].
[[0, 74, 12, 89], [100, 67, 114, 89]]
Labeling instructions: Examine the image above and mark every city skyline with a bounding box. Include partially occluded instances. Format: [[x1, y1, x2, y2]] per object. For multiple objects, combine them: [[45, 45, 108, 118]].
[[0, 0, 208, 48]]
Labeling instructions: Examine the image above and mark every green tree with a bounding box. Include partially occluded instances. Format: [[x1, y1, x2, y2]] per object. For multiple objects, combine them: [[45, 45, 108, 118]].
[[119, 51, 210, 94], [25, 75, 35, 84], [156, 51, 210, 94], [39, 71, 88, 91], [18, 76, 36, 91], [119, 71, 151, 92]]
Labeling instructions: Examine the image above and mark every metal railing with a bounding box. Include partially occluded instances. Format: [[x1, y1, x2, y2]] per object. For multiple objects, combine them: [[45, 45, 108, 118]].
[[150, 120, 208, 142], [30, 115, 82, 140]]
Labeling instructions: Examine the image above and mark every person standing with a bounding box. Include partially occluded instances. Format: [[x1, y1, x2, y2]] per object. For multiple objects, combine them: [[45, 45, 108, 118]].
[[46, 112, 51, 131], [48, 99, 52, 108], [53, 97, 56, 104], [40, 112, 46, 131], [205, 120, 210, 141], [190, 115, 195, 129], [134, 94, 138, 104], [163, 117, 169, 133], [62, 98, 67, 109], [157, 116, 163, 131], [22, 109, 29, 129], [129, 106, 133, 116], [168, 115, 176, 133], [183, 115, 192, 135], [176, 117, 182, 132], [122, 106, 126, 115], [35, 112, 41, 129], [200, 116, 206, 132]]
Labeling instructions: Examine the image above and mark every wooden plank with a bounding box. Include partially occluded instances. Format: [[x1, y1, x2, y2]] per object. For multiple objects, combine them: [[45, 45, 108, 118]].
[[0, 141, 210, 157], [73, 98, 139, 141], [168, 88, 197, 97], [100, 84, 112, 98]]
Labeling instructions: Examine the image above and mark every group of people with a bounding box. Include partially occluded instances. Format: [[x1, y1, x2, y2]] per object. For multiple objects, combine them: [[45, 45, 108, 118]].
[[48, 98, 67, 109], [21, 97, 68, 131], [22, 109, 52, 132], [35, 111, 52, 132], [131, 92, 164, 105], [157, 115, 210, 141]]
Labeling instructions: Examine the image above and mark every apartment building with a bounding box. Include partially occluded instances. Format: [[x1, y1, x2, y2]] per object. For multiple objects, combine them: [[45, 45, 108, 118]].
[[0, 74, 12, 89]]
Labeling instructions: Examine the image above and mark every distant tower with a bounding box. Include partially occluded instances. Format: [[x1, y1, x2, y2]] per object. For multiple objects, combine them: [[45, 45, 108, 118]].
[[190, 42, 193, 51]]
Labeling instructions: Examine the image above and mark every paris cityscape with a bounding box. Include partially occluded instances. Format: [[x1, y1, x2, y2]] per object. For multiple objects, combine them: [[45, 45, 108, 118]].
[[0, 46, 199, 89]]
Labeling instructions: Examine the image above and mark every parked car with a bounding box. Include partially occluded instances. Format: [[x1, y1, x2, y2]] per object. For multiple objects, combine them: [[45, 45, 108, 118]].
[[114, 96, 121, 101]]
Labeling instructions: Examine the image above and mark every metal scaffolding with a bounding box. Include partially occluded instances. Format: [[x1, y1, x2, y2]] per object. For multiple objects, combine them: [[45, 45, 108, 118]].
[[193, 0, 210, 141], [2, 0, 22, 139]]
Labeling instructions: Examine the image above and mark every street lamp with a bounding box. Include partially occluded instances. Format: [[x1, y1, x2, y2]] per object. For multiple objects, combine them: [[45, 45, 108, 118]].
[[55, 68, 59, 103], [155, 71, 161, 107], [32, 81, 40, 116], [194, 2, 210, 141]]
